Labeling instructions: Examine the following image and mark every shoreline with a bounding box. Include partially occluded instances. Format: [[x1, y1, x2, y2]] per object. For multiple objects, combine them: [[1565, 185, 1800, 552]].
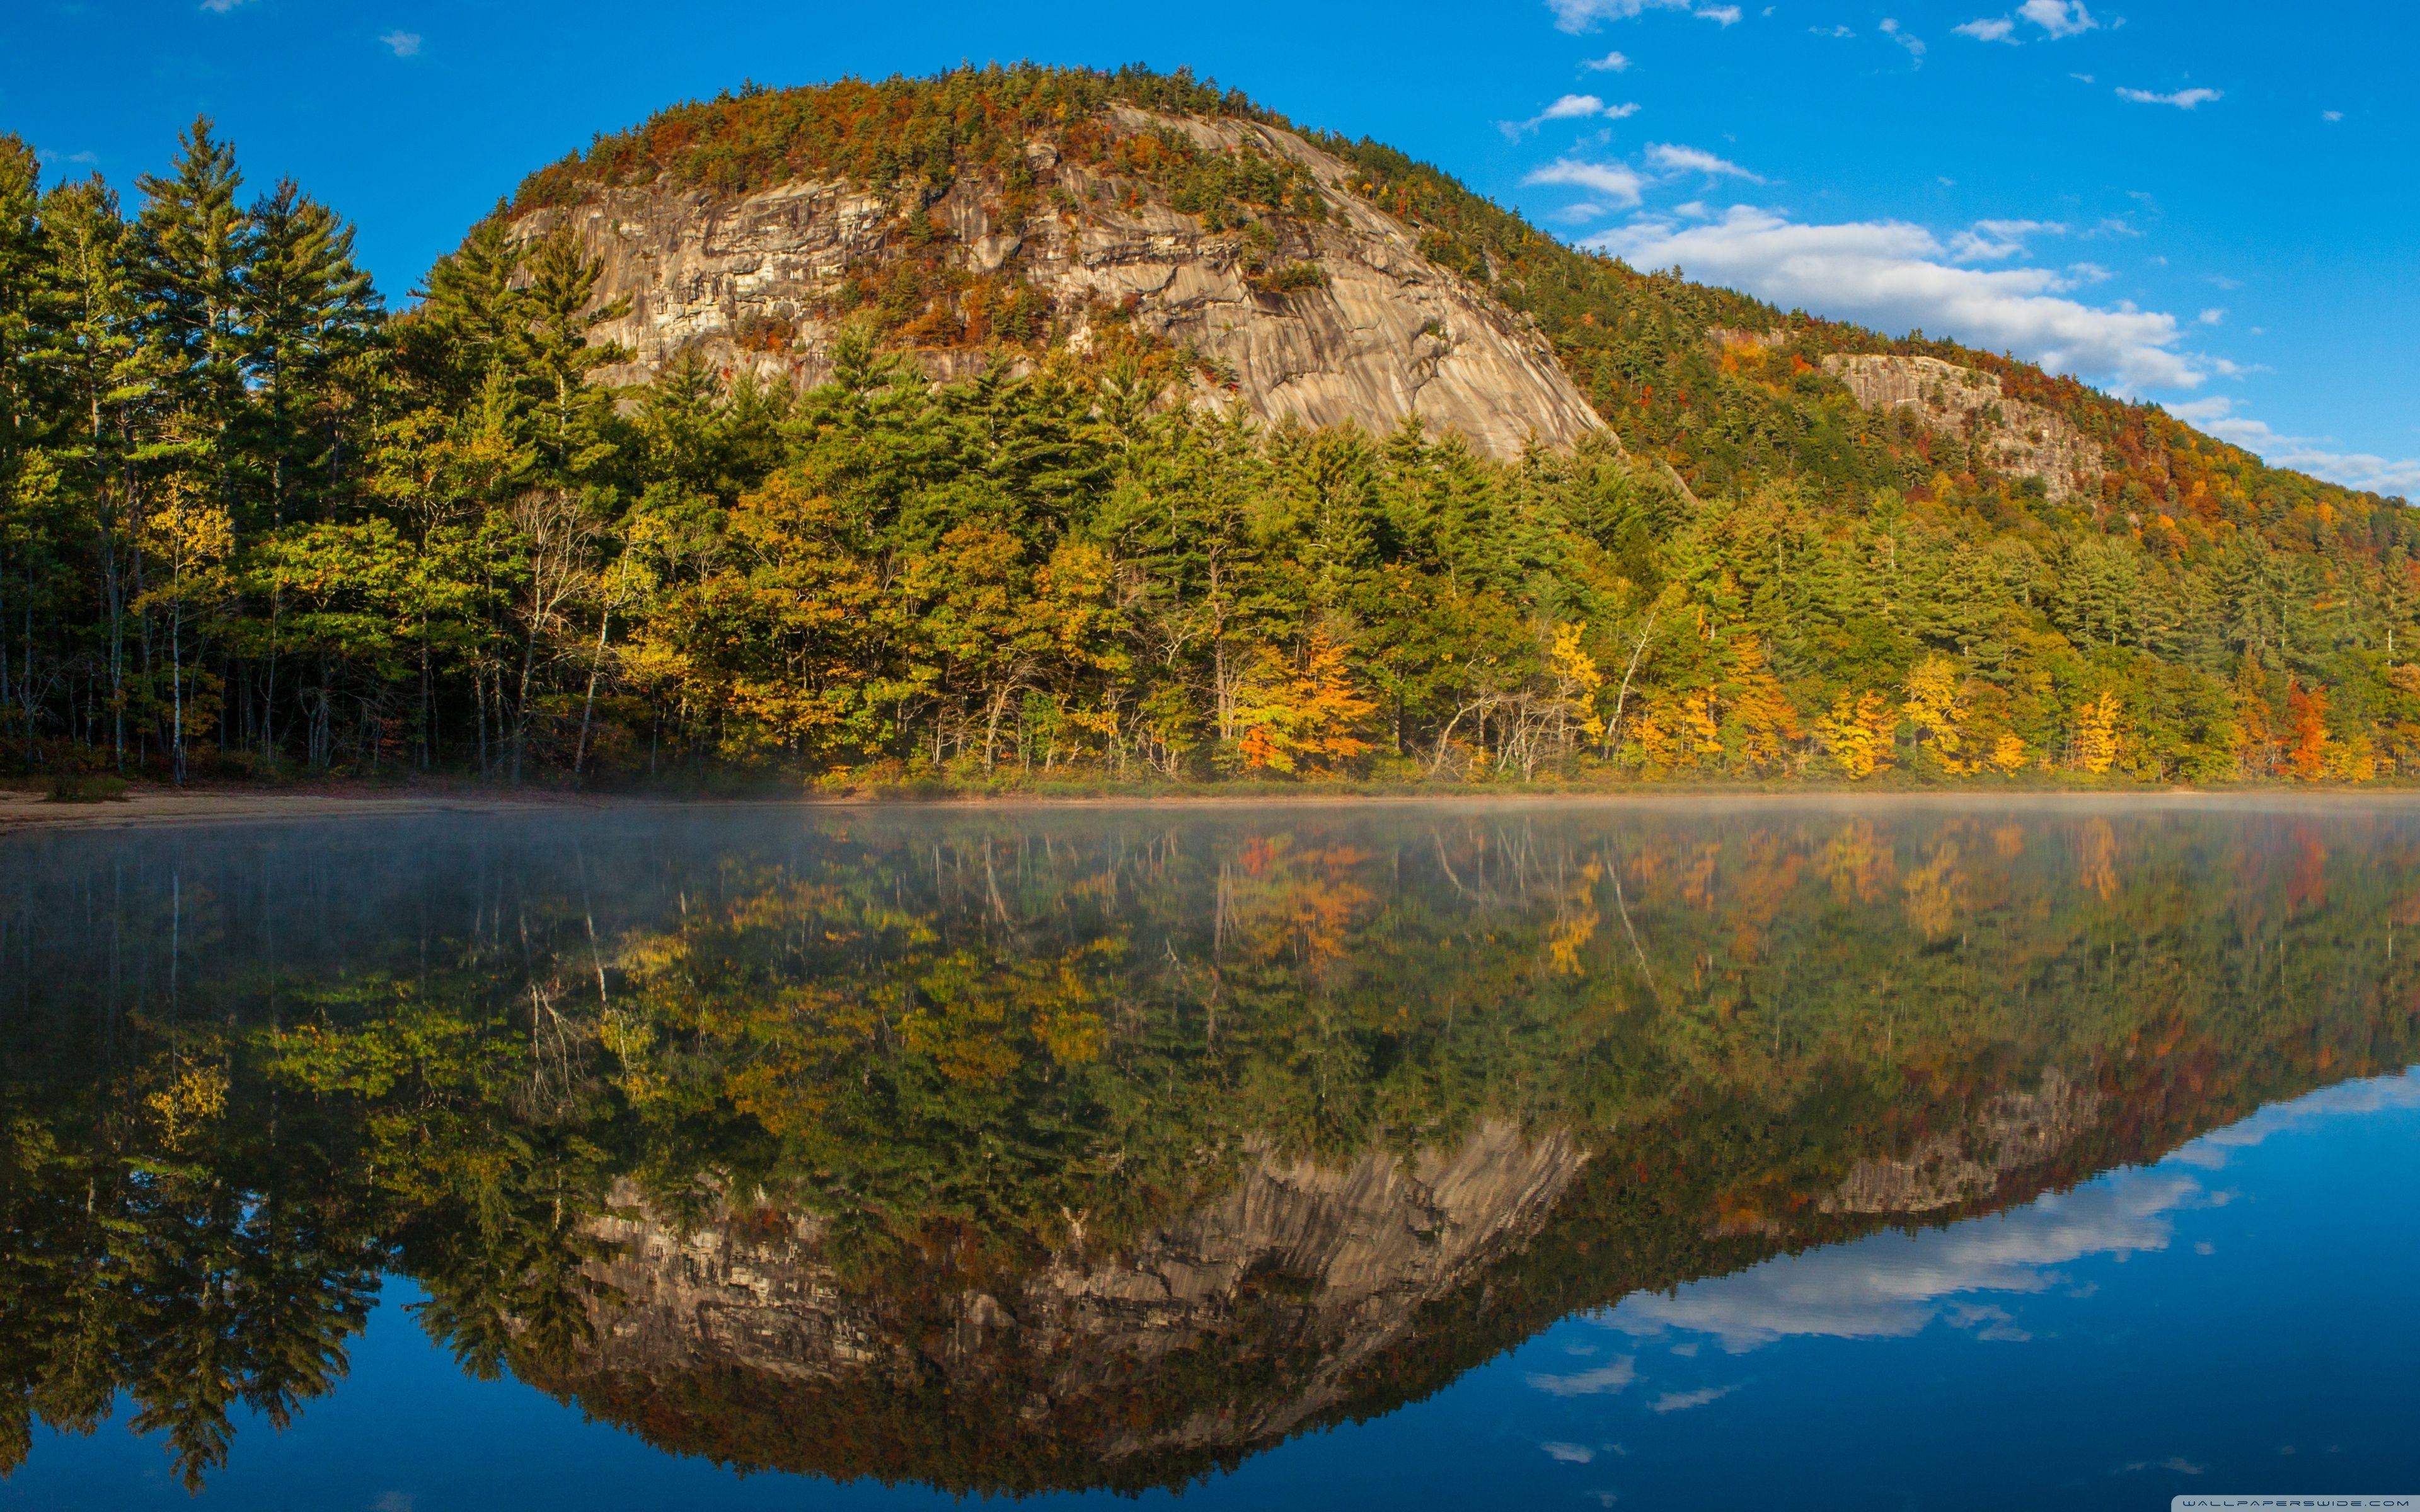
[[11, 779, 2420, 832]]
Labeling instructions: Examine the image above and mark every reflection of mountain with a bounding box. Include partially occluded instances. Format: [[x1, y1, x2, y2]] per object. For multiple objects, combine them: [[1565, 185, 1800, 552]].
[[553, 1122, 1586, 1491], [1823, 1068, 2103, 1218], [6, 805, 2420, 1494], [532, 1062, 2157, 1492]]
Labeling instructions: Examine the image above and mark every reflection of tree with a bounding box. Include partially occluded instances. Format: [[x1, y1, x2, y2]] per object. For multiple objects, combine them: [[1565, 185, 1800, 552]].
[[0, 1064, 383, 1489], [4, 806, 2419, 1491]]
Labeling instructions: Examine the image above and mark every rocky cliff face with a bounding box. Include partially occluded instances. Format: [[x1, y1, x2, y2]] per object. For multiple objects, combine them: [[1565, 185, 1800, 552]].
[[1823, 354, 2104, 503], [509, 108, 1606, 461], [567, 1120, 1586, 1479]]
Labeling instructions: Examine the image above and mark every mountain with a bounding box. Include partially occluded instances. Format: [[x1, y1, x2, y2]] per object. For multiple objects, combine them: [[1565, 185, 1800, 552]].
[[508, 100, 1603, 460], [4, 66, 2415, 788], [498, 66, 2394, 520]]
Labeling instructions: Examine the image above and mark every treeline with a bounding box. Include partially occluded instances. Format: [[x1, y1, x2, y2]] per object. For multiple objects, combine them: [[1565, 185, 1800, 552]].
[[4, 80, 2420, 788]]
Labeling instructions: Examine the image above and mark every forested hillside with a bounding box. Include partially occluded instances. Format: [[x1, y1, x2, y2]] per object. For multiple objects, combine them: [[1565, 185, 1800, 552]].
[[1, 65, 2413, 789]]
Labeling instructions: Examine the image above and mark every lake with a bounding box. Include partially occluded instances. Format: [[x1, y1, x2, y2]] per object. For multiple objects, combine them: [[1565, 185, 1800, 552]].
[[3, 798, 2416, 1510]]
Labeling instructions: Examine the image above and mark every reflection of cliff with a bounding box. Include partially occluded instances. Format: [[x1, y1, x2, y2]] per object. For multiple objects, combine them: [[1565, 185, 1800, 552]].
[[553, 1120, 1585, 1491], [1823, 1069, 2104, 1216]]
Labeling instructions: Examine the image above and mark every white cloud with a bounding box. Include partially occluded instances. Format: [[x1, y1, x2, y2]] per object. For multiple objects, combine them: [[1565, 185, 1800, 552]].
[[1645, 142, 1763, 181], [1527, 158, 1649, 207], [1582, 49, 1633, 70], [1503, 95, 1640, 139], [2178, 404, 2420, 493], [1545, 93, 1616, 119], [1812, 23, 1855, 37], [2322, 110, 2343, 122], [1949, 217, 2065, 261], [2018, 0, 2097, 37], [198, 0, 255, 9], [1549, 202, 1613, 223], [1549, 0, 1744, 28], [2066, 260, 2113, 283], [1528, 1358, 1639, 1396], [2197, 307, 2225, 325], [1954, 16, 2017, 40], [380, 30, 422, 57], [1585, 205, 2201, 389], [1541, 1441, 1599, 1463], [1879, 17, 1926, 62], [2117, 86, 2223, 109], [35, 148, 100, 167], [1650, 1384, 1740, 1411]]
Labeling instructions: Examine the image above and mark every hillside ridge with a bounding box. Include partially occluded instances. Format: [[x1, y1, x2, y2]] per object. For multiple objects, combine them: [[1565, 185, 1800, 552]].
[[507, 100, 1604, 458], [498, 64, 2401, 520]]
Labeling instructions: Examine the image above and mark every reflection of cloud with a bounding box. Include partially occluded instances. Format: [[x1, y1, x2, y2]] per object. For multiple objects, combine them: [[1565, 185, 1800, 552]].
[[1650, 1384, 1737, 1412], [1943, 1301, 2031, 1341], [2188, 1070, 2420, 1155], [1528, 1358, 1637, 1396], [1598, 1169, 2200, 1351], [1596, 1069, 2420, 1355]]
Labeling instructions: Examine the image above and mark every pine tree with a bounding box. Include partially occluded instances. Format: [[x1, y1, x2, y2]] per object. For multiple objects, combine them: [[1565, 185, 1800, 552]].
[[244, 179, 378, 528]]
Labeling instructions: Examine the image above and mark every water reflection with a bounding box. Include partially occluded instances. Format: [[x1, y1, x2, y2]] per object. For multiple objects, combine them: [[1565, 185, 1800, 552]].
[[1, 799, 2415, 1495]]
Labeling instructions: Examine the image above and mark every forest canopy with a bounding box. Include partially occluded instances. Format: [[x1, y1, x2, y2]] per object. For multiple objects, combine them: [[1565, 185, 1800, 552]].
[[2, 66, 2416, 789]]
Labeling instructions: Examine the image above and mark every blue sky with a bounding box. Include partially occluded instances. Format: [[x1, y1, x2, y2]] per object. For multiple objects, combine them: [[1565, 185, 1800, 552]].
[[7, 0, 2412, 494]]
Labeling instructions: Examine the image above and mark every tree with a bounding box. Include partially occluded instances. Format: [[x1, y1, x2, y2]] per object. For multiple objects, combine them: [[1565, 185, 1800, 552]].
[[1819, 691, 1898, 780]]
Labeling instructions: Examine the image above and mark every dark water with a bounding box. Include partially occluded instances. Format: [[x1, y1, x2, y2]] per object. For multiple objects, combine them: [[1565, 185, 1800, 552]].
[[3, 798, 2416, 1511]]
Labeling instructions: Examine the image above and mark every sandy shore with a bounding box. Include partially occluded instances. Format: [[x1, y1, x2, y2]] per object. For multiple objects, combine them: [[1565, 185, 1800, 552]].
[[7, 781, 2420, 833], [0, 782, 604, 832]]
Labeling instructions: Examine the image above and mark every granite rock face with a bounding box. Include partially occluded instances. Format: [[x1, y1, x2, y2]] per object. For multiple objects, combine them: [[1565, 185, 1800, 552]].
[[1822, 353, 2105, 503], [508, 108, 1607, 461]]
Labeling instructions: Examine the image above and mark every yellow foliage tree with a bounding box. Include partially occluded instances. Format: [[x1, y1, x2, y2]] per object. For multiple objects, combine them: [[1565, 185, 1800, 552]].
[[1725, 636, 1801, 772], [1819, 690, 1898, 779], [2071, 689, 2123, 774], [1548, 622, 1606, 743], [1231, 633, 1376, 775], [1901, 655, 1978, 776]]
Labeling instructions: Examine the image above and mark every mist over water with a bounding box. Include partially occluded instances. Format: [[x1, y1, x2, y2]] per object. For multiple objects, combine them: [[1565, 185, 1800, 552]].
[[4, 798, 2417, 1509]]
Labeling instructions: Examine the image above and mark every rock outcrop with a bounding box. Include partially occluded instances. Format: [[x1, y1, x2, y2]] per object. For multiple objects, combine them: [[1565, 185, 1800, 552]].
[[509, 108, 1606, 461], [1823, 353, 2104, 503]]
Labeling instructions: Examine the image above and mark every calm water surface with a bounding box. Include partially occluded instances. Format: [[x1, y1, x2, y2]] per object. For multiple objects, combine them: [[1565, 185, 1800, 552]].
[[3, 799, 2416, 1510]]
